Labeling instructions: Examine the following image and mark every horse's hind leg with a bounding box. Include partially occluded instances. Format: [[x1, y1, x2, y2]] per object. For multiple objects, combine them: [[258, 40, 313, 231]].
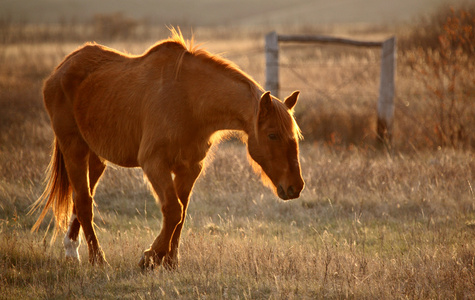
[[64, 206, 81, 261], [63, 152, 106, 262], [87, 152, 107, 197], [59, 136, 107, 265]]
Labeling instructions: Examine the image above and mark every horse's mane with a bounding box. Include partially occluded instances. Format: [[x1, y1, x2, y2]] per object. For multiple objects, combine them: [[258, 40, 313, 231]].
[[146, 27, 302, 141], [146, 28, 263, 97]]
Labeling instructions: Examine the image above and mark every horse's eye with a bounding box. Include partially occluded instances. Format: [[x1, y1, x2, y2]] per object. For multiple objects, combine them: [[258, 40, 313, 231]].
[[268, 133, 279, 140]]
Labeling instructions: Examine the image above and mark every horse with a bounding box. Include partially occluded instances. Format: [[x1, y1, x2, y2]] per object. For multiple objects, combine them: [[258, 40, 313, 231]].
[[30, 28, 304, 269]]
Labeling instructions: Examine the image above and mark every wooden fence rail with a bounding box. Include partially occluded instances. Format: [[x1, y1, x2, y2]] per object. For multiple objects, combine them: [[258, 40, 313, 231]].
[[265, 31, 396, 147]]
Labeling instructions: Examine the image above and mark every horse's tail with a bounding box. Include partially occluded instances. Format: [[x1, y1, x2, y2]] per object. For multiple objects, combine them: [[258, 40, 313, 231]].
[[29, 138, 73, 241]]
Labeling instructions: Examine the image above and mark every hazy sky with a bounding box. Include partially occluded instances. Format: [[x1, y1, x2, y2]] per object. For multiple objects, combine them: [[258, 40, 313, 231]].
[[1, 0, 470, 26]]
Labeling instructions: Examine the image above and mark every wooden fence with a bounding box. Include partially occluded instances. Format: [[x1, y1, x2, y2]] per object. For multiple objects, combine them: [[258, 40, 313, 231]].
[[265, 32, 396, 146]]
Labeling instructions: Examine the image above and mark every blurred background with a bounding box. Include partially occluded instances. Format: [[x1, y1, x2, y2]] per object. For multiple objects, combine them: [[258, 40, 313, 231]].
[[0, 0, 475, 149], [2, 0, 473, 150], [1, 0, 467, 26]]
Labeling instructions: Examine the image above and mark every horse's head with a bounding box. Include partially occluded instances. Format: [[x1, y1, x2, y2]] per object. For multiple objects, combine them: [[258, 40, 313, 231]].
[[247, 91, 305, 200]]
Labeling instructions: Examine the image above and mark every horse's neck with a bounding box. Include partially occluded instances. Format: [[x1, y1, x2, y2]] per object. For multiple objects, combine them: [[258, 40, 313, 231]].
[[194, 76, 260, 137]]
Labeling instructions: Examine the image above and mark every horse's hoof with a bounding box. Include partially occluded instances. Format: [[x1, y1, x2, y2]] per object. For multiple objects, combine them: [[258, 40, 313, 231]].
[[138, 254, 147, 270], [139, 252, 155, 271], [139, 250, 163, 270]]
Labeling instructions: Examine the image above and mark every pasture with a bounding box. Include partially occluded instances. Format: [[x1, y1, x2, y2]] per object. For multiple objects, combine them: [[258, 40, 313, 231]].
[[1, 9, 474, 299]]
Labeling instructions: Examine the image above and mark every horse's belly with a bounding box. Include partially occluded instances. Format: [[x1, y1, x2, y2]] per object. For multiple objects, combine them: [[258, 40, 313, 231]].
[[82, 128, 140, 167], [74, 105, 142, 168]]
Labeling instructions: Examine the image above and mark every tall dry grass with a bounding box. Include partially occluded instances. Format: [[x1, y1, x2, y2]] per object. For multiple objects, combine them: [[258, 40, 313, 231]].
[[1, 7, 475, 299]]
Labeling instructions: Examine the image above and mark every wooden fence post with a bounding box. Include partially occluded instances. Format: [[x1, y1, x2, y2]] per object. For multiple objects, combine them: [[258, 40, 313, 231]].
[[265, 33, 396, 149], [377, 36, 396, 148], [265, 31, 279, 98]]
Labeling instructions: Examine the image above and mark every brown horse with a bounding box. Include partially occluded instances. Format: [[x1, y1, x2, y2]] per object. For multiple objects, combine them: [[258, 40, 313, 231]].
[[31, 28, 304, 269]]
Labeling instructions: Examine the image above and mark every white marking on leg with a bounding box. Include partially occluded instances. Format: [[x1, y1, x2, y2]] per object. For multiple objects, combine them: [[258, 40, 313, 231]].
[[63, 213, 81, 261]]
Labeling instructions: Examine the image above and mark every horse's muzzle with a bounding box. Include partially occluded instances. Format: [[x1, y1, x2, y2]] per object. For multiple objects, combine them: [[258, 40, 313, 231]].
[[277, 184, 301, 200]]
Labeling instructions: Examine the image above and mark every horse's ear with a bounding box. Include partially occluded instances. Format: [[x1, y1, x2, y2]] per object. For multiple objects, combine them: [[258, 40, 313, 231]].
[[284, 91, 300, 110], [258, 91, 273, 119]]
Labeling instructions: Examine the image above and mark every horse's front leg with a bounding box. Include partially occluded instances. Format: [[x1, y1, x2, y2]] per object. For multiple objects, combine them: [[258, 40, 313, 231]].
[[139, 159, 183, 270], [162, 163, 203, 269]]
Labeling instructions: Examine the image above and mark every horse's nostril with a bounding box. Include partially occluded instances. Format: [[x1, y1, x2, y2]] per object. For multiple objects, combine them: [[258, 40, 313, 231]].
[[277, 185, 288, 200], [287, 186, 295, 198]]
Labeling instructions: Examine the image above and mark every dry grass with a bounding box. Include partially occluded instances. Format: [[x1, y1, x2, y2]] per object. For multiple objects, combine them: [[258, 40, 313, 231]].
[[1, 144, 474, 299], [1, 9, 475, 299]]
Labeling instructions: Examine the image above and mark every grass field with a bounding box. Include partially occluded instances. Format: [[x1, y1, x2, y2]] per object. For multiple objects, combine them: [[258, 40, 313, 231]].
[[2, 142, 474, 298], [1, 5, 475, 299]]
